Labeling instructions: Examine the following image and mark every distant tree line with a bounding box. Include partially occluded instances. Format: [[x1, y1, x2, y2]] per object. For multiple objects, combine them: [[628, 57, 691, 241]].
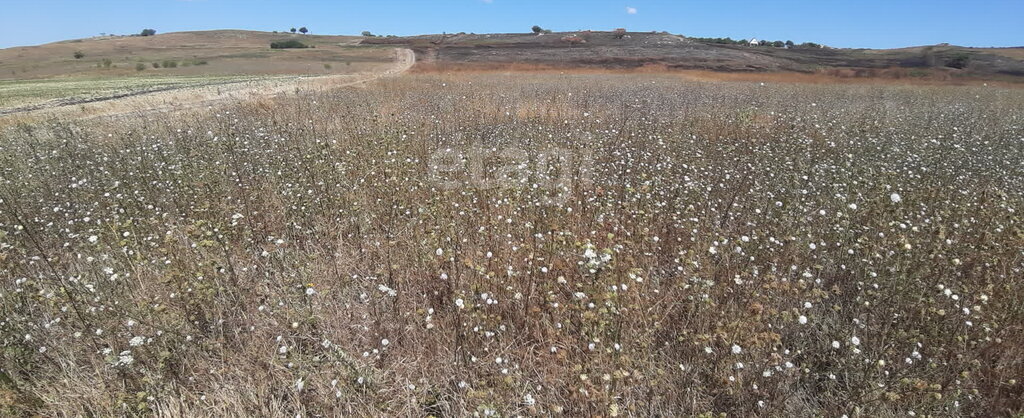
[[691, 36, 822, 48]]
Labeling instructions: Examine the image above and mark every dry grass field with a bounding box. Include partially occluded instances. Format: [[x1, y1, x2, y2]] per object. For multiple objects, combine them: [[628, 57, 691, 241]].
[[1, 72, 1022, 416], [0, 30, 388, 80], [0, 30, 396, 115]]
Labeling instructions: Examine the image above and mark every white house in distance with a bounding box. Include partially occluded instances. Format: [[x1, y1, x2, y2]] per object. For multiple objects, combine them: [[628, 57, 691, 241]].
[[748, 38, 759, 46]]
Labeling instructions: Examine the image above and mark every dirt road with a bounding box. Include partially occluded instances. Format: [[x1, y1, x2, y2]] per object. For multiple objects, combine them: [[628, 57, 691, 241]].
[[1, 48, 414, 123]]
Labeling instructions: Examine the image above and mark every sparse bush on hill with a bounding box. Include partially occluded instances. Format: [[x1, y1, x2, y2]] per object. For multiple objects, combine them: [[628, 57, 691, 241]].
[[161, 60, 177, 68], [73, 51, 85, 59], [151, 62, 160, 68], [946, 53, 970, 69], [135, 62, 145, 71], [691, 36, 746, 45], [100, 58, 112, 68], [361, 31, 375, 37], [290, 27, 297, 33], [140, 28, 156, 36], [531, 25, 552, 34], [299, 27, 308, 34], [270, 39, 309, 49]]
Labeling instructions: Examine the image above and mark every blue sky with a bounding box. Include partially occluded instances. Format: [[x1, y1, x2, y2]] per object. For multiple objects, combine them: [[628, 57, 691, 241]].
[[1, 0, 1022, 49]]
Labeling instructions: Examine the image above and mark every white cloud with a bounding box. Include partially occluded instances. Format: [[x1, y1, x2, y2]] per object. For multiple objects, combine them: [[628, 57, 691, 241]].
[[626, 6, 637, 14]]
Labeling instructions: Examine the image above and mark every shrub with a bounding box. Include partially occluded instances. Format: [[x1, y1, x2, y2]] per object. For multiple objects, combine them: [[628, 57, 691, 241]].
[[946, 53, 970, 69], [140, 29, 156, 36], [299, 27, 308, 34], [135, 63, 145, 71], [613, 28, 627, 39], [151, 62, 160, 68], [270, 40, 309, 49], [161, 60, 177, 68], [73, 51, 85, 59], [101, 58, 112, 68]]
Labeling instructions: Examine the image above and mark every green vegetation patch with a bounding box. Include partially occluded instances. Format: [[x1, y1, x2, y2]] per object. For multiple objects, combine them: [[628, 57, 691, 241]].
[[270, 39, 310, 49]]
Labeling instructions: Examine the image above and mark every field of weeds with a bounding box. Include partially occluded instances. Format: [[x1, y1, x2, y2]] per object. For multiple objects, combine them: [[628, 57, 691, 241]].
[[1, 74, 1023, 416], [0, 75, 275, 112]]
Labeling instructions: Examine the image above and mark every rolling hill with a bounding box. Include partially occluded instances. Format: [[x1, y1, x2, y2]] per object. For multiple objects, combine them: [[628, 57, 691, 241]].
[[0, 30, 399, 115], [0, 30, 393, 80], [2, 29, 1022, 117], [363, 31, 1024, 82]]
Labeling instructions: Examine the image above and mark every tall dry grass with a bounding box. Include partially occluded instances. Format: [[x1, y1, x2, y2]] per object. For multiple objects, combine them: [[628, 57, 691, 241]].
[[1, 74, 1023, 416]]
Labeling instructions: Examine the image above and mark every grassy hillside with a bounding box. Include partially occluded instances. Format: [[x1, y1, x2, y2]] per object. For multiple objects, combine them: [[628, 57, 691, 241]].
[[0, 30, 399, 114], [365, 31, 1024, 82], [0, 30, 392, 80]]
